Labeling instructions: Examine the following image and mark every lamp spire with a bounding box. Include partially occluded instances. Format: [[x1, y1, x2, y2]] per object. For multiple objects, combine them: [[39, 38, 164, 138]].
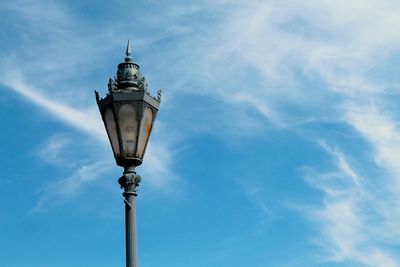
[[125, 40, 132, 62]]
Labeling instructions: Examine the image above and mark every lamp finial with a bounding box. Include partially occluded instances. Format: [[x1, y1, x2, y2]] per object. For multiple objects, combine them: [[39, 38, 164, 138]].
[[125, 40, 132, 62]]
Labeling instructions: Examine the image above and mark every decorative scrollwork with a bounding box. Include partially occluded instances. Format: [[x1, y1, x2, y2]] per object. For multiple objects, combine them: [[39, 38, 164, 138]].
[[156, 89, 162, 102], [108, 78, 117, 92]]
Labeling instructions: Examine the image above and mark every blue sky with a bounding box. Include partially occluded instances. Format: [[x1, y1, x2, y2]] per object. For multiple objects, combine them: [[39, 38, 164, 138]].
[[1, 0, 400, 266]]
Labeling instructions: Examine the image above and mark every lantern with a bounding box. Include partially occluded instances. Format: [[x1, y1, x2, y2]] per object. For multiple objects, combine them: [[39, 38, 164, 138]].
[[95, 41, 161, 167]]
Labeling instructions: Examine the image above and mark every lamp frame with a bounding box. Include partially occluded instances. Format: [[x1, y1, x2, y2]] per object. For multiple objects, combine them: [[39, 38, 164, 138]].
[[95, 90, 160, 167]]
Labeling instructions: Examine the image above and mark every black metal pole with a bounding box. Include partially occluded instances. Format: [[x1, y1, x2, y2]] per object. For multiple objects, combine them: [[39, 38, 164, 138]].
[[118, 166, 141, 267]]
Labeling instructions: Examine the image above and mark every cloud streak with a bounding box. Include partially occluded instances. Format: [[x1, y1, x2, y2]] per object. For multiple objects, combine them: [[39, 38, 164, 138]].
[[0, 71, 106, 140], [305, 140, 400, 267]]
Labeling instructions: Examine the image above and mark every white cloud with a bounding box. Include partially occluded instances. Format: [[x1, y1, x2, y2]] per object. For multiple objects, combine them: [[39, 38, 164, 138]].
[[0, 72, 106, 140], [304, 142, 400, 267], [345, 104, 400, 178], [344, 105, 400, 240], [31, 159, 114, 213], [180, 0, 400, 126], [37, 133, 73, 166]]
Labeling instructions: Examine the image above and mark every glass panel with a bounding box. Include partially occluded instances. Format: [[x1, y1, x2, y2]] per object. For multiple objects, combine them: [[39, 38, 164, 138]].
[[136, 107, 153, 159], [118, 104, 138, 156], [104, 108, 120, 156]]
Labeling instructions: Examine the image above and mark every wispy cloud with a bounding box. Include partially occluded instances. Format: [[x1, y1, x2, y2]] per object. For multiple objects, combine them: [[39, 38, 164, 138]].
[[192, 1, 400, 265], [36, 133, 73, 166], [31, 159, 114, 213], [180, 0, 400, 125], [0, 72, 106, 140], [304, 141, 400, 267]]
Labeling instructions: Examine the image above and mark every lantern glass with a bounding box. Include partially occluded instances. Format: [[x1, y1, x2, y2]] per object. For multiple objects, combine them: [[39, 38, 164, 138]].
[[137, 107, 154, 159], [118, 104, 138, 156], [104, 108, 120, 156]]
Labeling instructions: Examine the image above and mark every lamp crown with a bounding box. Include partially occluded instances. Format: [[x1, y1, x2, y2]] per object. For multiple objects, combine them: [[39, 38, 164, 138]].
[[101, 40, 161, 103], [114, 40, 148, 92]]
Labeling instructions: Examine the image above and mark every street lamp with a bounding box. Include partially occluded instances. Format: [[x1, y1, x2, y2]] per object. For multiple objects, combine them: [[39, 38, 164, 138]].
[[95, 40, 161, 267]]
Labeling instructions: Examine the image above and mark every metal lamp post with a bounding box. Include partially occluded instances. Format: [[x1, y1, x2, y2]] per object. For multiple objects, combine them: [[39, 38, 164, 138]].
[[95, 40, 161, 267]]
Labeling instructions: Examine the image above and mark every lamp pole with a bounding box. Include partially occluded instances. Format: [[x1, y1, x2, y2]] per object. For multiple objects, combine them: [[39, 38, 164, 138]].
[[95, 40, 161, 267], [119, 166, 141, 267]]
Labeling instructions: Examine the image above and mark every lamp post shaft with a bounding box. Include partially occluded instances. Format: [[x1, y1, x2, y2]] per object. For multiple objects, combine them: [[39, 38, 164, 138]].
[[125, 190, 137, 267], [119, 166, 141, 267]]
